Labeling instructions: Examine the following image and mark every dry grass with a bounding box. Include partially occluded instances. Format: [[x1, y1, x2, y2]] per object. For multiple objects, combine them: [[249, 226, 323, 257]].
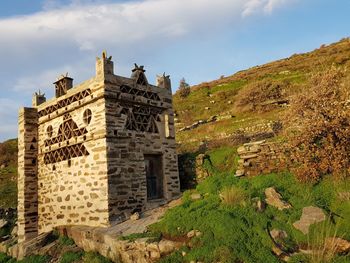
[[219, 186, 247, 207], [305, 220, 341, 263]]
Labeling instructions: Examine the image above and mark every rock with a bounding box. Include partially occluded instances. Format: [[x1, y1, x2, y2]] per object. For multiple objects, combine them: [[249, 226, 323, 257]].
[[325, 237, 350, 254], [204, 107, 210, 110], [271, 245, 290, 262], [0, 164, 5, 169], [293, 206, 326, 234], [256, 199, 266, 212], [237, 146, 246, 155], [235, 169, 245, 177], [270, 229, 288, 241], [187, 230, 202, 238], [146, 242, 159, 252], [207, 115, 217, 122], [190, 193, 201, 201], [241, 154, 258, 160], [187, 230, 196, 238], [130, 212, 140, 221], [209, 100, 215, 104], [265, 187, 292, 210], [149, 250, 161, 260], [228, 100, 232, 104], [11, 226, 18, 237], [158, 239, 183, 255], [0, 219, 8, 229]]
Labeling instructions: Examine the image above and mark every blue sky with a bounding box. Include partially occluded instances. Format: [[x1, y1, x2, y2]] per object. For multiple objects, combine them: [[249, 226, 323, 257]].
[[0, 0, 349, 141]]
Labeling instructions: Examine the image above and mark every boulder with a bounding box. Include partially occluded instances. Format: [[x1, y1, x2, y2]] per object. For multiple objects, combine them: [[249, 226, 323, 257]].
[[235, 169, 245, 177], [11, 226, 18, 237], [265, 187, 292, 210], [256, 199, 266, 213], [158, 239, 183, 255], [270, 229, 288, 241], [130, 212, 140, 221], [187, 230, 202, 238], [293, 206, 326, 234], [325, 237, 350, 254]]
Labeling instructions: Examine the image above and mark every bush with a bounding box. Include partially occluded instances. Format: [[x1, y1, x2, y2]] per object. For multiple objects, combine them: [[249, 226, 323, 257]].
[[284, 67, 350, 182], [220, 186, 247, 207], [235, 79, 288, 112], [177, 78, 191, 98]]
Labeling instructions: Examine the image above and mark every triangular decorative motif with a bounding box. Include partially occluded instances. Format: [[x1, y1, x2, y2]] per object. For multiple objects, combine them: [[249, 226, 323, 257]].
[[38, 89, 91, 117], [44, 143, 89, 164], [121, 104, 161, 134], [45, 113, 87, 147], [120, 85, 160, 101]]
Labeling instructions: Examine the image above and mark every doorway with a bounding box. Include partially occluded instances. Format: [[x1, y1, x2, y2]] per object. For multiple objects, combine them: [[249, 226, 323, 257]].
[[144, 154, 163, 200]]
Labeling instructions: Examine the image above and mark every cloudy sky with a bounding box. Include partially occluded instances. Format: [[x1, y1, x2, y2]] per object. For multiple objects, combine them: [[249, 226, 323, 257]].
[[0, 0, 349, 141]]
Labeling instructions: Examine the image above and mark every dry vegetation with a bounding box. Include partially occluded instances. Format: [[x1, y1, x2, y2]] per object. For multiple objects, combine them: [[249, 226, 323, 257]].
[[284, 67, 350, 182]]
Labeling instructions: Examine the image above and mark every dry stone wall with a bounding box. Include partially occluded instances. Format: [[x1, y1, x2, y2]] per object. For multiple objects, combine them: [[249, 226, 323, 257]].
[[235, 140, 288, 177]]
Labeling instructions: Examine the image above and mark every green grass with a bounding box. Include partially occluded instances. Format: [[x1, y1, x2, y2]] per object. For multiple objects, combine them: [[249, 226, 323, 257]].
[[60, 251, 83, 263], [148, 145, 350, 262], [18, 255, 51, 263], [82, 252, 113, 263], [58, 235, 75, 246]]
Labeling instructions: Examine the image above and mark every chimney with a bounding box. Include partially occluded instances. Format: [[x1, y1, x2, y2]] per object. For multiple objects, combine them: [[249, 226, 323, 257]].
[[32, 91, 46, 107], [54, 73, 73, 98]]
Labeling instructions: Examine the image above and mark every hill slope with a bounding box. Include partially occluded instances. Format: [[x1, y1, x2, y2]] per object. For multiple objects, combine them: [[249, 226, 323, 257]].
[[174, 37, 350, 153], [0, 139, 17, 208]]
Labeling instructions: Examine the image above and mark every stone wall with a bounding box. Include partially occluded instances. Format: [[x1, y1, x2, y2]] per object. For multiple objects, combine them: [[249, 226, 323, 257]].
[[235, 140, 288, 177], [104, 62, 179, 222], [18, 108, 38, 243], [36, 74, 109, 233]]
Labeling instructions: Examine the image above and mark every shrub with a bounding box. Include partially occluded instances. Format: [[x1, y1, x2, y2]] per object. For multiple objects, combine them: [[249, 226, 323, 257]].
[[177, 78, 191, 98], [220, 186, 247, 207], [284, 67, 350, 182], [235, 79, 288, 112]]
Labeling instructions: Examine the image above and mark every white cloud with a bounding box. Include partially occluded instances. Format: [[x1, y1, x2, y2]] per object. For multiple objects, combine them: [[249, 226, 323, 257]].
[[0, 0, 294, 141], [242, 0, 291, 17]]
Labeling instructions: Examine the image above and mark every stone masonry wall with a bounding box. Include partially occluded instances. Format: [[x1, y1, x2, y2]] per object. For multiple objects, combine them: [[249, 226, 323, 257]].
[[36, 75, 109, 233], [18, 108, 39, 243], [104, 69, 180, 222], [235, 140, 288, 177]]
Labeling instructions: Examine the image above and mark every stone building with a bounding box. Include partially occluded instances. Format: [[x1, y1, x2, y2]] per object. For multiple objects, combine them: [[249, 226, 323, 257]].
[[17, 52, 180, 244]]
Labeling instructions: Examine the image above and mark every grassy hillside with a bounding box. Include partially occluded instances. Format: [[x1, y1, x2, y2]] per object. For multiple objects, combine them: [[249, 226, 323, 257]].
[[0, 139, 18, 208], [174, 37, 350, 153]]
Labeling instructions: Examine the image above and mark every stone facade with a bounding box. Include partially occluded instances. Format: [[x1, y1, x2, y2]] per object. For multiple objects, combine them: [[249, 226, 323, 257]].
[[17, 52, 180, 244]]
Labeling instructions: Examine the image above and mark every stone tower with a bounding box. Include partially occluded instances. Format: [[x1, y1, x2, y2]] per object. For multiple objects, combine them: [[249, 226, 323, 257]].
[[17, 52, 180, 244]]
